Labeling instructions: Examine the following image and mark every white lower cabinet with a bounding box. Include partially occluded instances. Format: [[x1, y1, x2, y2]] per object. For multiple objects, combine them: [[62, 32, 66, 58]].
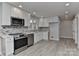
[[1, 36, 14, 56], [34, 31, 48, 44], [34, 32, 43, 44], [34, 32, 38, 44], [42, 31, 48, 40]]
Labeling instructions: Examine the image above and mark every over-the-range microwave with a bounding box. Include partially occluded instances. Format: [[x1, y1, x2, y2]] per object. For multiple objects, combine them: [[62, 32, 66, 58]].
[[11, 17, 24, 26]]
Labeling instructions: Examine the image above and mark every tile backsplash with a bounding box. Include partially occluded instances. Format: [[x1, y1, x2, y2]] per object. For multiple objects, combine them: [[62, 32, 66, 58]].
[[1, 27, 28, 34], [0, 26, 49, 35]]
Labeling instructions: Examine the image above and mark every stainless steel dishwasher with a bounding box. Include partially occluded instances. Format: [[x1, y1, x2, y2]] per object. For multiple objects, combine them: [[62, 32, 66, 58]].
[[27, 33, 34, 47]]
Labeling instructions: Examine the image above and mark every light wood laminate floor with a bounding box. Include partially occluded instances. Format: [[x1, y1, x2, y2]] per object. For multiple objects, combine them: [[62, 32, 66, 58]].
[[16, 38, 79, 56]]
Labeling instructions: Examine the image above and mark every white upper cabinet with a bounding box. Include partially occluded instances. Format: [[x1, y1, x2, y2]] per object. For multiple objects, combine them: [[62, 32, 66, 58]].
[[11, 6, 24, 18], [26, 13, 31, 26], [39, 18, 43, 27], [2, 3, 30, 26], [39, 16, 60, 27], [23, 12, 30, 26], [10, 4, 31, 26], [49, 16, 60, 23], [39, 18, 49, 27], [23, 11, 28, 26], [2, 3, 11, 25], [43, 18, 49, 27], [11, 7, 31, 26]]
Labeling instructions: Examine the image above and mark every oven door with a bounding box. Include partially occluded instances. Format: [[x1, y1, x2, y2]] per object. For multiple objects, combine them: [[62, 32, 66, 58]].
[[14, 37, 27, 51]]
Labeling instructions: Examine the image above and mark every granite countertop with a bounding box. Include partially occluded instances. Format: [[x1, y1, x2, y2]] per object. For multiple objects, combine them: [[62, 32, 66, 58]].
[[0, 29, 13, 39], [0, 28, 49, 39]]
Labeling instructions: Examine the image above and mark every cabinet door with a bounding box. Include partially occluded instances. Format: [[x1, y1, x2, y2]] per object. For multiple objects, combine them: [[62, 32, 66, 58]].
[[37, 32, 43, 41], [11, 6, 15, 17], [24, 12, 27, 26], [43, 18, 49, 27], [40, 32, 43, 41], [34, 32, 41, 44], [5, 37, 14, 55], [23, 12, 30, 26], [27, 34, 34, 46], [43, 32, 48, 40], [11, 6, 23, 18], [34, 32, 38, 44], [22, 11, 27, 26], [49, 17, 59, 23], [39, 18, 44, 27], [11, 7, 30, 26], [2, 3, 11, 25], [11, 6, 20, 18], [39, 18, 49, 27]]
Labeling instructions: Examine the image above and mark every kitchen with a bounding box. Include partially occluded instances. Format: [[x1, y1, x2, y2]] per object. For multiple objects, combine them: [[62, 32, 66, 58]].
[[0, 2, 60, 56], [1, 2, 78, 56]]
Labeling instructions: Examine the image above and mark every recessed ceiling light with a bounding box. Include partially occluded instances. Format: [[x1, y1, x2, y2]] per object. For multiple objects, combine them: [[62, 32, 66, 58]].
[[65, 3, 70, 7], [33, 12, 36, 15], [19, 5, 22, 8]]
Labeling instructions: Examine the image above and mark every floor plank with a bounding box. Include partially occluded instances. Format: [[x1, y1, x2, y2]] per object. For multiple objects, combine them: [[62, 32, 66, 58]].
[[16, 38, 79, 56]]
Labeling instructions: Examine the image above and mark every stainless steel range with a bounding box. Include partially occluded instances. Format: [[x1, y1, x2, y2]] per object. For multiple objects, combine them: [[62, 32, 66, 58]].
[[9, 33, 34, 54], [9, 33, 28, 54]]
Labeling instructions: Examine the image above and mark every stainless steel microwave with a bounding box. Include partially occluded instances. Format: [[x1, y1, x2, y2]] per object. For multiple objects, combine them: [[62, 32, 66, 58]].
[[11, 17, 24, 26]]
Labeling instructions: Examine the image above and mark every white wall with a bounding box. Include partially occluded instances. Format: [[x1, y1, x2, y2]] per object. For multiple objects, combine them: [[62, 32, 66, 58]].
[[60, 20, 73, 38], [0, 3, 2, 55]]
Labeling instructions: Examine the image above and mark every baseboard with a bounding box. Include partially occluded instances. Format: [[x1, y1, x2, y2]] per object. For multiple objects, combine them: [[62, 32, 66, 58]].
[[49, 39, 59, 41], [60, 37, 73, 39]]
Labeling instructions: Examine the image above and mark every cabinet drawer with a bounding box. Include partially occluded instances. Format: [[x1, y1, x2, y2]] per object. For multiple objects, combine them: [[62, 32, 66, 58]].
[[6, 37, 14, 42]]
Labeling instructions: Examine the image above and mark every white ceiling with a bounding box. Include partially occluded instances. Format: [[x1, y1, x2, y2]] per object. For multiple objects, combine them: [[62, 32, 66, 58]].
[[9, 2, 79, 20]]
